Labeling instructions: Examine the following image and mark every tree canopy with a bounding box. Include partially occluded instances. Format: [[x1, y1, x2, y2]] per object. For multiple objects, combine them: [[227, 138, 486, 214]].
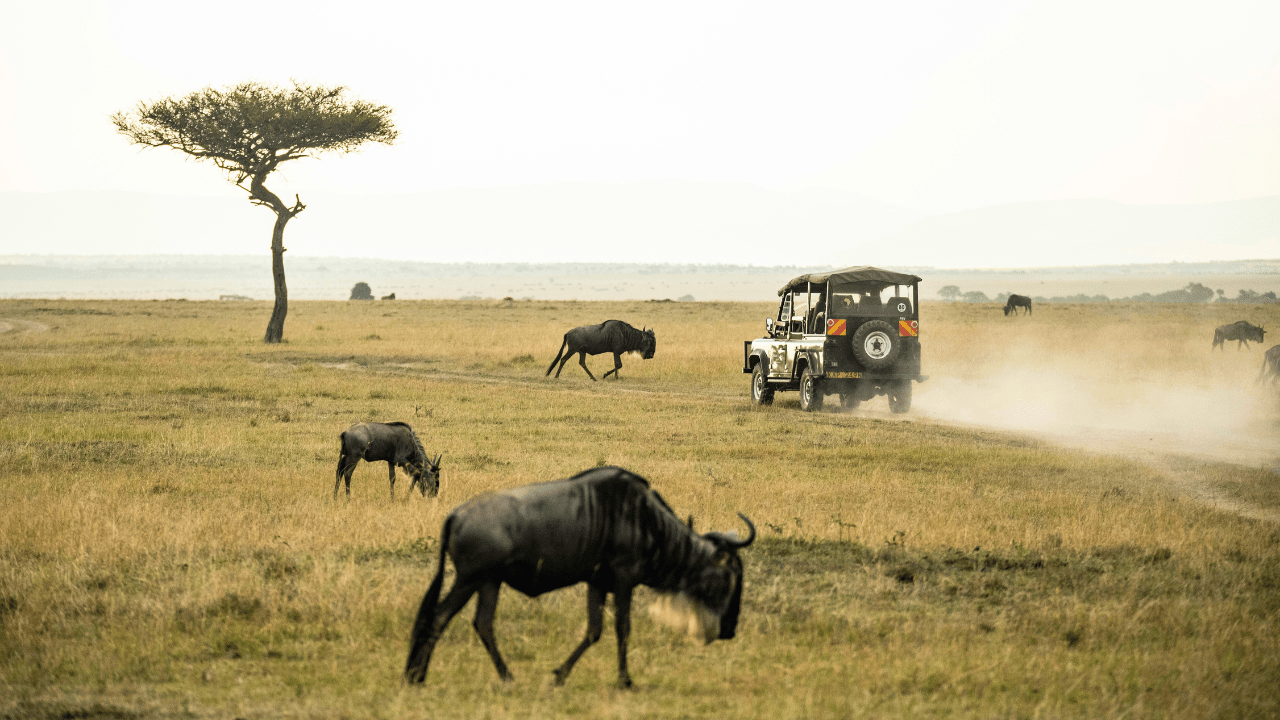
[[113, 81, 396, 342], [112, 80, 396, 190]]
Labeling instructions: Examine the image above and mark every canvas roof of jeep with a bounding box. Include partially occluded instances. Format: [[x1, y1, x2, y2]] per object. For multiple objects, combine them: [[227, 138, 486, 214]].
[[778, 266, 923, 296]]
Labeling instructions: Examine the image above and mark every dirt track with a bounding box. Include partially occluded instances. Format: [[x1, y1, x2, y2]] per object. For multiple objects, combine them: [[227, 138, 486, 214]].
[[251, 354, 1280, 524], [924, 417, 1280, 524], [0, 318, 49, 334]]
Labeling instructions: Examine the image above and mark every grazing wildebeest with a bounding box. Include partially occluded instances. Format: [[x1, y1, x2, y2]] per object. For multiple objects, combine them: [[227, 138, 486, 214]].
[[1003, 294, 1032, 316], [335, 422, 440, 499], [403, 466, 755, 688], [1258, 345, 1280, 384], [1213, 321, 1266, 351], [545, 320, 656, 381]]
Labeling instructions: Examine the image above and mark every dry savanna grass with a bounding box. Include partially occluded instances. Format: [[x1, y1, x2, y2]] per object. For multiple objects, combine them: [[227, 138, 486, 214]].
[[1, 297, 1278, 719]]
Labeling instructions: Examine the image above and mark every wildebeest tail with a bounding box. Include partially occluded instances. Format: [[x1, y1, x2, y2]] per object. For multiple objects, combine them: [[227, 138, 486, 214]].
[[545, 337, 568, 376], [1259, 354, 1271, 382], [334, 432, 349, 499], [404, 515, 453, 682]]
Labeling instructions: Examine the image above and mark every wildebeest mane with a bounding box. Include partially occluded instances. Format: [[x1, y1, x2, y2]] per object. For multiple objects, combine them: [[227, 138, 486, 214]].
[[616, 321, 652, 353], [384, 421, 426, 465]]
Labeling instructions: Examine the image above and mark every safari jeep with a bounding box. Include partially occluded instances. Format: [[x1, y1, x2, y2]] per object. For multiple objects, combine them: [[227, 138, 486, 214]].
[[743, 266, 924, 413]]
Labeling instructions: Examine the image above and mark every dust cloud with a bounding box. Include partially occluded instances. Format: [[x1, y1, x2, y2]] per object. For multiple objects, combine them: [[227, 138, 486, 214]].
[[916, 369, 1280, 469], [906, 315, 1280, 475]]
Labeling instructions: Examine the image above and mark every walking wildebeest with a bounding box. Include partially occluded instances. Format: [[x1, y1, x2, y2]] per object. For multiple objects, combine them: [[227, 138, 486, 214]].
[[1003, 294, 1032, 316], [545, 320, 656, 381], [403, 466, 755, 688], [1258, 345, 1280, 384], [1213, 320, 1266, 351], [335, 422, 440, 499]]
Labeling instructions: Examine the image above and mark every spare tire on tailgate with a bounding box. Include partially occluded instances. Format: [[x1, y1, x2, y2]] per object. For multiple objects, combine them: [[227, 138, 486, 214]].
[[851, 320, 901, 370]]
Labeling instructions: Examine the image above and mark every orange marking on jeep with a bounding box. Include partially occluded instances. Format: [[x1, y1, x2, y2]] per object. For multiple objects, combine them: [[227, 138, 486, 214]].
[[899, 320, 918, 337], [827, 319, 847, 336]]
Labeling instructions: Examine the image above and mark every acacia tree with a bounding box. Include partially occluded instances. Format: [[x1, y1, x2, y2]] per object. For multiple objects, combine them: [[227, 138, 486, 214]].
[[113, 81, 396, 342]]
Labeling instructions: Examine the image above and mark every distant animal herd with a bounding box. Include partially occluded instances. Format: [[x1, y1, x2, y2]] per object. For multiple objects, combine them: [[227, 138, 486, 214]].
[[326, 305, 1275, 689], [1001, 297, 1276, 386]]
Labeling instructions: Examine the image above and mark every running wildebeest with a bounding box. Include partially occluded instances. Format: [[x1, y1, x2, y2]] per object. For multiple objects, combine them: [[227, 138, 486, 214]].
[[403, 466, 755, 688], [1213, 320, 1266, 351], [1258, 345, 1280, 384], [545, 320, 656, 381], [1003, 294, 1032, 316], [335, 422, 440, 499]]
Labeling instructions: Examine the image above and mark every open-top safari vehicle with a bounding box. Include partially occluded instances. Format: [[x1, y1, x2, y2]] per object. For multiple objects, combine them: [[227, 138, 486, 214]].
[[743, 266, 924, 413]]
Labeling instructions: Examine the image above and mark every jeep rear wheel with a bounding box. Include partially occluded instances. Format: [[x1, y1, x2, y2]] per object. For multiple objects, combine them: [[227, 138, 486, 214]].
[[888, 379, 912, 413], [851, 320, 901, 371], [751, 364, 774, 406], [799, 368, 823, 412]]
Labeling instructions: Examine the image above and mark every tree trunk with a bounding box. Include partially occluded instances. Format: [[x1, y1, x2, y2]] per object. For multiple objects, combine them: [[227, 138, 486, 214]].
[[263, 210, 291, 343], [250, 175, 304, 345]]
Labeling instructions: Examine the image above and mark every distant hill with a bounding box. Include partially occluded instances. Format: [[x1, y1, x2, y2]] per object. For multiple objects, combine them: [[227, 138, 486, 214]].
[[887, 196, 1279, 267], [1, 255, 1277, 302], [0, 183, 919, 265], [1, 187, 1274, 267]]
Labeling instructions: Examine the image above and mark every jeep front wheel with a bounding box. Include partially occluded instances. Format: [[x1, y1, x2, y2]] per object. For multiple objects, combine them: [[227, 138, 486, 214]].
[[851, 320, 901, 370], [799, 368, 823, 412], [751, 364, 774, 406]]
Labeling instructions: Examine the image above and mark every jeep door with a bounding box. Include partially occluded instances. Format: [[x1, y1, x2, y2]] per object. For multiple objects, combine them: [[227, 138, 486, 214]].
[[763, 294, 796, 378], [765, 285, 826, 380]]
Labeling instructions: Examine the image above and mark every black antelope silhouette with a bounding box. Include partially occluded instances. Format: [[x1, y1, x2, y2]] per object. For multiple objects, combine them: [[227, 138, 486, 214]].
[[404, 466, 755, 688], [546, 320, 656, 381], [335, 422, 440, 499]]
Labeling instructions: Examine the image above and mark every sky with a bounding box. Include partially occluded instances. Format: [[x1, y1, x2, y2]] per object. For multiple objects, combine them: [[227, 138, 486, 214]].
[[0, 0, 1277, 263]]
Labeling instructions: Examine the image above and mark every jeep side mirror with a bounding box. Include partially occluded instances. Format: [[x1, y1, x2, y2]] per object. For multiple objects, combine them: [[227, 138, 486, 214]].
[[765, 317, 774, 335]]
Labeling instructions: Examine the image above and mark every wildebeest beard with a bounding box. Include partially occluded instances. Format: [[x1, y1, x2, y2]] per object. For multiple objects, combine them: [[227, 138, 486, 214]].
[[648, 593, 723, 644]]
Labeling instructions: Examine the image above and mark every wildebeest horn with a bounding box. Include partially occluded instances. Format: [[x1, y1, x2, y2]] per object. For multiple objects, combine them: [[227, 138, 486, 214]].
[[732, 513, 756, 548], [707, 513, 756, 549]]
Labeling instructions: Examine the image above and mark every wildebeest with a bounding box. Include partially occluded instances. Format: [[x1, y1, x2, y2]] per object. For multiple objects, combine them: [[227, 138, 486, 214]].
[[403, 466, 755, 688], [1258, 345, 1280, 384], [1213, 320, 1266, 351], [545, 320, 656, 381], [1003, 294, 1032, 316], [381, 292, 396, 300], [335, 422, 440, 499]]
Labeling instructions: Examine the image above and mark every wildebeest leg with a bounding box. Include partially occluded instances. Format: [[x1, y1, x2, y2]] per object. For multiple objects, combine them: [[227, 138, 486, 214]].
[[336, 458, 359, 499], [553, 584, 605, 685], [577, 352, 597, 381], [334, 453, 349, 500], [613, 585, 634, 688], [555, 347, 574, 378], [405, 579, 477, 683], [602, 352, 622, 380], [388, 462, 397, 500], [472, 580, 513, 681]]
